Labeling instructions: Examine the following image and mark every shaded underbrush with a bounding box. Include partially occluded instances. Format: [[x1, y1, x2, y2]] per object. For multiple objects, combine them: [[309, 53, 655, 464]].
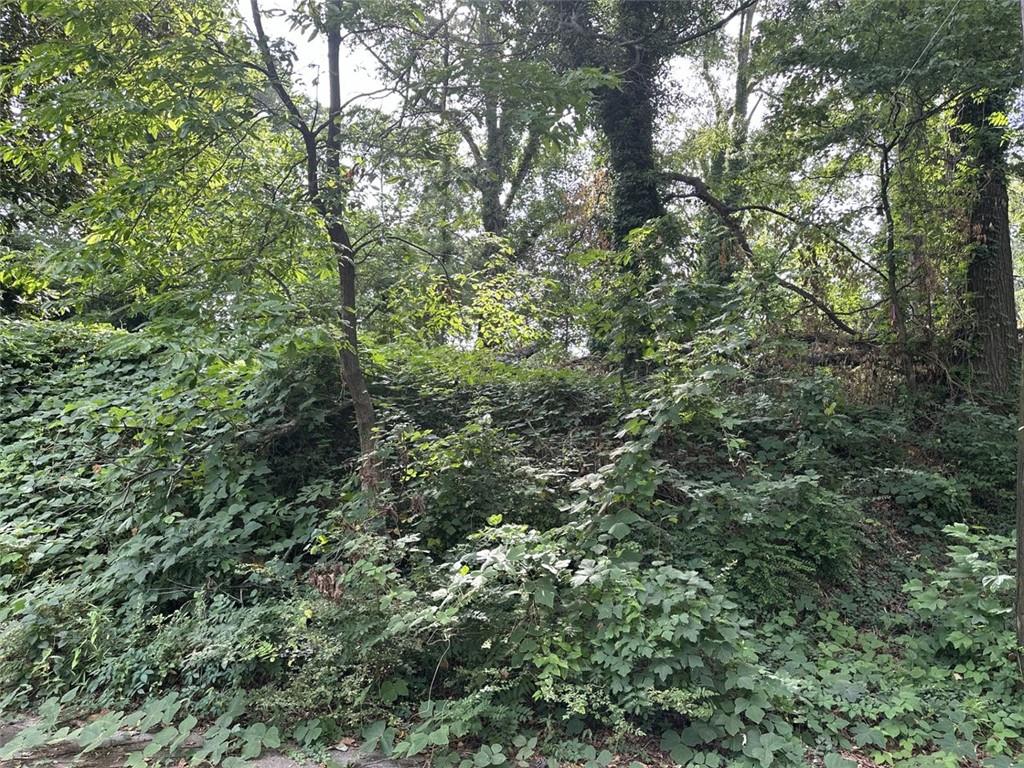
[[1, 319, 1021, 767]]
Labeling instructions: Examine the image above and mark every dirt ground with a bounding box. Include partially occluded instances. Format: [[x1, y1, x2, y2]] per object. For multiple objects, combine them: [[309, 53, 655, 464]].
[[0, 718, 404, 768]]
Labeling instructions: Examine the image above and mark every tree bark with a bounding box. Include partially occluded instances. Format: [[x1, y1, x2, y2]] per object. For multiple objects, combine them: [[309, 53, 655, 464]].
[[1013, 0, 1023, 649], [595, 2, 666, 250], [553, 0, 667, 369], [477, 4, 507, 265], [960, 93, 1017, 395], [724, 0, 754, 206], [554, 0, 665, 251], [1017, 346, 1024, 646], [325, 7, 378, 484]]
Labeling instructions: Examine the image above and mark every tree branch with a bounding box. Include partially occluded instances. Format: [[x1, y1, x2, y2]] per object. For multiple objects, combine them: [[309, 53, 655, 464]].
[[662, 171, 870, 339], [675, 0, 759, 48], [248, 0, 312, 140], [502, 128, 541, 214]]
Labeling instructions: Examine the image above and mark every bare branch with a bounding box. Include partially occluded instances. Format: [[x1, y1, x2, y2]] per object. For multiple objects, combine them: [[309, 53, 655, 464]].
[[248, 0, 312, 140], [675, 0, 759, 48], [662, 171, 871, 339], [502, 128, 541, 214]]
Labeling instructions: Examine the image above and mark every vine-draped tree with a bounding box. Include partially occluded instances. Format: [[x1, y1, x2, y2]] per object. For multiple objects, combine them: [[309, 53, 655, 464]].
[[958, 91, 1018, 394]]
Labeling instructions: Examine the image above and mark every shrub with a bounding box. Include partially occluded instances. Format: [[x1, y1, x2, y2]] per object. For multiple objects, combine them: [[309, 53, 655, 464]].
[[566, 370, 862, 609], [756, 525, 1024, 765], [872, 468, 973, 532], [0, 321, 343, 707], [384, 418, 564, 550], [923, 403, 1015, 522], [368, 523, 793, 762], [903, 523, 1017, 671]]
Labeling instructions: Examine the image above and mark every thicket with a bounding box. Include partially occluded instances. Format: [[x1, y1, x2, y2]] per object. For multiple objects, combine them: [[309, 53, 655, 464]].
[[1, 1, 1022, 765], [2, 317, 1021, 768]]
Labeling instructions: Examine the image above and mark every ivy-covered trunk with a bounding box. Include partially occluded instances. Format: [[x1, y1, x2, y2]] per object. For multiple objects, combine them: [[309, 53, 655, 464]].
[[555, 0, 668, 368], [478, 5, 507, 262], [595, 3, 665, 251], [960, 93, 1017, 395]]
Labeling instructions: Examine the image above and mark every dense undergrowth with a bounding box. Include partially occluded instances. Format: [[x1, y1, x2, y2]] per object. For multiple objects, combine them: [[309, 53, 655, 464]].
[[1, 318, 1022, 767]]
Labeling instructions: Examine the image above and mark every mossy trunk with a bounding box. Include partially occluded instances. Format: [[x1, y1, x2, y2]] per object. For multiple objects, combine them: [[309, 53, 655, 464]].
[[595, 2, 665, 251], [960, 94, 1017, 395]]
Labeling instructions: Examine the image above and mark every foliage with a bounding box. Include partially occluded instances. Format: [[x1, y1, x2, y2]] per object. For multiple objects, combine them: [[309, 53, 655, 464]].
[[2, 306, 1024, 768], [872, 468, 973, 532], [922, 402, 1016, 520], [0, 319, 346, 706], [2, 0, 1024, 766], [758, 525, 1024, 767], [904, 523, 1018, 671]]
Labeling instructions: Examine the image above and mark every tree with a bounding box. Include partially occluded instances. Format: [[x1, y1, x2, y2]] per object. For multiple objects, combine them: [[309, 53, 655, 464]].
[[0, 5, 84, 237], [958, 92, 1017, 394], [351, 0, 595, 268], [4, 0, 383, 485], [553, 0, 666, 252], [249, 0, 379, 484], [1013, 0, 1024, 651], [740, 0, 1020, 383], [696, 0, 756, 283], [550, 0, 753, 366]]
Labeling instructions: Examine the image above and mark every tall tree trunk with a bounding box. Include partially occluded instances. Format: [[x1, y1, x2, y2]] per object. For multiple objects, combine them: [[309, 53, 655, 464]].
[[437, 7, 455, 273], [326, 6, 378, 486], [880, 144, 915, 387], [724, 0, 754, 207], [595, 1, 666, 250], [703, 0, 755, 283], [478, 10, 507, 268], [960, 93, 1017, 395], [554, 0, 666, 368], [1012, 0, 1023, 649]]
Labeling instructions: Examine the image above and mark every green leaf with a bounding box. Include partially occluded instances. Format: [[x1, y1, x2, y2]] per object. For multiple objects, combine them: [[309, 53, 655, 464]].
[[532, 578, 555, 608]]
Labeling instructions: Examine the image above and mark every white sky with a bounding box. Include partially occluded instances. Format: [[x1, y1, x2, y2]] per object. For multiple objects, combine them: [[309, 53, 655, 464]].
[[236, 0, 384, 106]]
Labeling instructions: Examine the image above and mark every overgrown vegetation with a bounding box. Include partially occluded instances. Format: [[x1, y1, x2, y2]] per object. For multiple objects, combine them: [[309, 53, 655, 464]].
[[2, 0, 1023, 766], [2, 317, 1021, 766]]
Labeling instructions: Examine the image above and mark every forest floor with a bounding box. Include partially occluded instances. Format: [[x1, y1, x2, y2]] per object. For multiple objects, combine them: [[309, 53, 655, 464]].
[[0, 716, 890, 768], [0, 720, 888, 765], [0, 718, 405, 768]]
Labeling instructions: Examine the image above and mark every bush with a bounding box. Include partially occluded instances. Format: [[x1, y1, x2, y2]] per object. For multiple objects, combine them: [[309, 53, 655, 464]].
[[923, 403, 1015, 522], [4, 319, 1022, 768], [756, 525, 1024, 765], [353, 522, 801, 765], [903, 523, 1017, 671], [0, 320, 343, 707], [383, 417, 565, 550], [872, 468, 973, 532], [566, 370, 862, 609], [672, 473, 860, 606]]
